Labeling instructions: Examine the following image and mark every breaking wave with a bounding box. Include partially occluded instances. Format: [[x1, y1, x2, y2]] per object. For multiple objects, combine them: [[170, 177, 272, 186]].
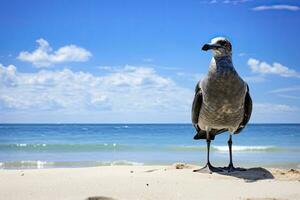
[[171, 145, 294, 152], [0, 160, 144, 169]]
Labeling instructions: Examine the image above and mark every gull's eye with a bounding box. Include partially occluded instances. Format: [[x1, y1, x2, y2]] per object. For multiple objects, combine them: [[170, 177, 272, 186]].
[[218, 40, 226, 46]]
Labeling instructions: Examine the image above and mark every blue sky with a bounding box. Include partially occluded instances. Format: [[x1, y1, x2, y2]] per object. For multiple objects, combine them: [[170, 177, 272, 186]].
[[1, 0, 300, 123]]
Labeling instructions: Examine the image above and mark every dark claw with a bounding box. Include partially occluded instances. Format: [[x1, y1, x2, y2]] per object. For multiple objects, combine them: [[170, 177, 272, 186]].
[[193, 163, 224, 173], [222, 164, 246, 173]]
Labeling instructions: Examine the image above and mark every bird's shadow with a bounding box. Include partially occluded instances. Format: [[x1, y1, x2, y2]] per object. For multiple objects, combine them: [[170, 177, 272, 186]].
[[215, 167, 274, 182]]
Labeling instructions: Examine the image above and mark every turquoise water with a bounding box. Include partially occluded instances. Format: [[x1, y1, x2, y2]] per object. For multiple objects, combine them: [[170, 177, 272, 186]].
[[0, 124, 299, 169]]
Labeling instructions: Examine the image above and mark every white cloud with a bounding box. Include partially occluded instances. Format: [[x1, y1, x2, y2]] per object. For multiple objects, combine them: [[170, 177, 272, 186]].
[[243, 75, 265, 83], [254, 103, 298, 112], [270, 86, 300, 94], [161, 66, 182, 71], [176, 72, 205, 82], [0, 64, 18, 87], [247, 58, 300, 78], [251, 103, 300, 123], [142, 58, 154, 63], [277, 94, 300, 100], [0, 64, 193, 114], [223, 0, 250, 4], [202, 0, 251, 4], [269, 86, 300, 100], [252, 5, 300, 11], [17, 38, 92, 67], [97, 65, 120, 71], [2, 63, 299, 123]]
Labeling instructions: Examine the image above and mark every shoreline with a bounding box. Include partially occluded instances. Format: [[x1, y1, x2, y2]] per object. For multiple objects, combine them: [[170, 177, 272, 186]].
[[1, 164, 300, 200], [1, 159, 299, 170]]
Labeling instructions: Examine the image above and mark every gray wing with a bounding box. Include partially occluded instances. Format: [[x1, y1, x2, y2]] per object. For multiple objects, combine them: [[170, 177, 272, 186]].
[[191, 81, 227, 140], [191, 81, 202, 126], [235, 84, 252, 134]]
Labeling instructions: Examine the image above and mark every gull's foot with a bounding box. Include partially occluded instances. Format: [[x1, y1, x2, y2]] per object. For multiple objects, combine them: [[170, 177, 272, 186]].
[[222, 164, 246, 173], [193, 163, 224, 174]]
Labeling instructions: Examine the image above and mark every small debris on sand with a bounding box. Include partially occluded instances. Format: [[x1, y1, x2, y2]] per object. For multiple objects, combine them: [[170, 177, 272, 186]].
[[174, 163, 191, 169], [86, 196, 115, 200], [144, 169, 159, 173], [288, 169, 300, 174], [272, 168, 300, 181]]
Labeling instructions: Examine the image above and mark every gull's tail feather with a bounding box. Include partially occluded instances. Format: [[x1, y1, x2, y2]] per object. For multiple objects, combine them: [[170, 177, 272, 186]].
[[193, 128, 227, 140]]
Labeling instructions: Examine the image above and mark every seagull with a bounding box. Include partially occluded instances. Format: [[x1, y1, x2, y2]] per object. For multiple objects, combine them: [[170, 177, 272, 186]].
[[191, 37, 252, 173]]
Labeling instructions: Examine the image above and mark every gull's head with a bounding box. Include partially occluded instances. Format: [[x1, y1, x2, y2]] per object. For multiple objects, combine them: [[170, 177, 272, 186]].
[[202, 37, 232, 57]]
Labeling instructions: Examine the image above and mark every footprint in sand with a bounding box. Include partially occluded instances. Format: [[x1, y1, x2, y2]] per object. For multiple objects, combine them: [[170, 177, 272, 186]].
[[86, 196, 116, 200]]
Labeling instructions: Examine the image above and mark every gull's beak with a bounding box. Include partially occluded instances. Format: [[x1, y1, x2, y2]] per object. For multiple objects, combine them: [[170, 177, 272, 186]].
[[201, 43, 221, 51]]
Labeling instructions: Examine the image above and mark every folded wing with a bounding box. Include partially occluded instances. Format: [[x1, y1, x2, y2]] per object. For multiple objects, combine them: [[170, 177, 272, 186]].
[[191, 82, 227, 140], [235, 84, 253, 134]]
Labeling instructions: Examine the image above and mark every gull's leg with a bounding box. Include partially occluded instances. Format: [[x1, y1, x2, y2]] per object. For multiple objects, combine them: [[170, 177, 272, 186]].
[[223, 134, 246, 172], [194, 131, 223, 173]]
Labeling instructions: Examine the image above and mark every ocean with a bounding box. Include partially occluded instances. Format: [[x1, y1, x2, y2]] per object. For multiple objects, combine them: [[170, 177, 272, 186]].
[[0, 124, 299, 169]]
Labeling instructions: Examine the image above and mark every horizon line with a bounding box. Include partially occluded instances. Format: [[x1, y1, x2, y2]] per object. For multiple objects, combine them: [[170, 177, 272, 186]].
[[1, 123, 300, 125]]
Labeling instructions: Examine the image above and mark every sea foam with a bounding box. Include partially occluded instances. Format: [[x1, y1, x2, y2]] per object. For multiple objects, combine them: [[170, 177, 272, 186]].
[[212, 145, 276, 152], [173, 145, 280, 152]]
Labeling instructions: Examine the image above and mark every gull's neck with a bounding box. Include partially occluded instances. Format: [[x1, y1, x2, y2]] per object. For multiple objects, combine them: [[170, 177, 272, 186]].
[[209, 55, 234, 73]]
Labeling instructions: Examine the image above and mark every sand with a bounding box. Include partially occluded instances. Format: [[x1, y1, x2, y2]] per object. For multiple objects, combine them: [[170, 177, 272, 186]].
[[0, 164, 300, 200]]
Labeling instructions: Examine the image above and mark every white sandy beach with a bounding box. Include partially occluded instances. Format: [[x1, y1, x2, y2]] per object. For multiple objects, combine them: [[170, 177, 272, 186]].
[[0, 164, 300, 200]]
